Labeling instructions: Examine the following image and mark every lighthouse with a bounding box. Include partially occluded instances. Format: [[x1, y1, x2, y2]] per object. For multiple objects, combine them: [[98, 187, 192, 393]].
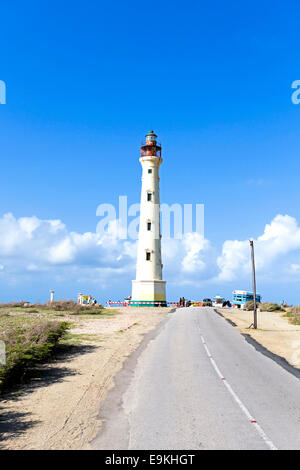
[[131, 131, 166, 307]]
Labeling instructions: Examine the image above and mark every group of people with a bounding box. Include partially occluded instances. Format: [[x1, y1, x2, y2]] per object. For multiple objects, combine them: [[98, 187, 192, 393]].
[[179, 297, 191, 307]]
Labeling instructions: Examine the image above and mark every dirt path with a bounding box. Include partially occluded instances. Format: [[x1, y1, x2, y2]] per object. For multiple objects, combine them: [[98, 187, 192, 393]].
[[218, 308, 300, 369], [0, 307, 172, 450]]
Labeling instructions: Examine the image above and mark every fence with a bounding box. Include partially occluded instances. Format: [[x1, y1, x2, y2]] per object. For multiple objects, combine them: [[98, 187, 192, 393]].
[[106, 301, 179, 307]]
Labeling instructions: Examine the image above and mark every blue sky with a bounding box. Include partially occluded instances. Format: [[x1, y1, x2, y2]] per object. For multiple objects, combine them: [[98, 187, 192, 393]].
[[1, 0, 300, 303]]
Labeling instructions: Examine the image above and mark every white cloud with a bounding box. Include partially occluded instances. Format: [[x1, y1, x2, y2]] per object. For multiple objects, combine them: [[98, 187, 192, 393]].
[[290, 264, 300, 273], [216, 239, 250, 282], [181, 233, 211, 273], [0, 213, 137, 279], [0, 213, 215, 290], [1, 212, 300, 297], [216, 214, 300, 282]]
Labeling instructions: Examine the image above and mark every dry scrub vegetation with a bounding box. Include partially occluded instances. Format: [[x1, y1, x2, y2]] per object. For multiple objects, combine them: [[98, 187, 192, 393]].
[[0, 301, 118, 393], [284, 306, 300, 325], [244, 301, 285, 312], [243, 300, 300, 326]]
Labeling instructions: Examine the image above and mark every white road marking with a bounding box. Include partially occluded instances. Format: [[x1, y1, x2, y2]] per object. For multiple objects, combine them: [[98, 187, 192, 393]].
[[199, 330, 278, 450]]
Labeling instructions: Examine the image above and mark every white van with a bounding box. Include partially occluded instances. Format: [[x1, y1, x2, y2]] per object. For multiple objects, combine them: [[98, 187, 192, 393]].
[[212, 296, 225, 307]]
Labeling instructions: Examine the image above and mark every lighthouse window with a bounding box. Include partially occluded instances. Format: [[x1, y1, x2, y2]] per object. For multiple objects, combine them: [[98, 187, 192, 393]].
[[148, 169, 152, 174], [147, 192, 152, 201], [146, 251, 151, 261], [147, 222, 151, 231]]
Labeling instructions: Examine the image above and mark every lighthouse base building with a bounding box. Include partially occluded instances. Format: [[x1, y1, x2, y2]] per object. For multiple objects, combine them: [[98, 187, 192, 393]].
[[131, 131, 166, 307], [132, 280, 166, 307]]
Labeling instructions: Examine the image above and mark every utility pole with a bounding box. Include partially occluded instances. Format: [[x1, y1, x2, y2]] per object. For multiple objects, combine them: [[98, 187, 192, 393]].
[[249, 240, 257, 329]]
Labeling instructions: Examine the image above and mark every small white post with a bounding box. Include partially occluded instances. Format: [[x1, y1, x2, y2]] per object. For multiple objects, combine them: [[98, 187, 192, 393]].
[[50, 290, 55, 304]]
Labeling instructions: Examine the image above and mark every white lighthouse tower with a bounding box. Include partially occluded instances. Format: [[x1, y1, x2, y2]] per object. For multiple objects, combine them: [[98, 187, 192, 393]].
[[131, 131, 166, 307]]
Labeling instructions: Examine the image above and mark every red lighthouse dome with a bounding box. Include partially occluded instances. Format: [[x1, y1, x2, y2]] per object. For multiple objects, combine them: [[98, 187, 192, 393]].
[[141, 130, 161, 158]]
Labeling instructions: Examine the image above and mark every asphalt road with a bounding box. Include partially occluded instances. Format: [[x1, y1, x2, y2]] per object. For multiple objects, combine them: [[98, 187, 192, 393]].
[[93, 307, 300, 450]]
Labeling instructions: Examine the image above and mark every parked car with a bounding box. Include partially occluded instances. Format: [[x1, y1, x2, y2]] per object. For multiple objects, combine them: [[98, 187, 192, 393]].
[[202, 298, 212, 307]]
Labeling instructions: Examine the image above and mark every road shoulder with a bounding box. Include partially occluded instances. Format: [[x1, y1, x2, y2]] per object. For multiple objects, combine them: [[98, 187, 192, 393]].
[[217, 308, 300, 371]]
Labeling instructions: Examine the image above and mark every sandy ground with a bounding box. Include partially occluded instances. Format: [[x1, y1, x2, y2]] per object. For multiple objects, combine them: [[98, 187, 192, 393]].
[[218, 308, 300, 369], [0, 307, 172, 450]]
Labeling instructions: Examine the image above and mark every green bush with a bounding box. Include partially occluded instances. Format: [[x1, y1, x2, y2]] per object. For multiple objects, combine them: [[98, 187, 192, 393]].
[[260, 302, 283, 312], [284, 306, 300, 325], [0, 300, 104, 315], [31, 300, 104, 314], [244, 301, 261, 311], [244, 301, 284, 312], [0, 301, 28, 308], [0, 320, 70, 393]]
